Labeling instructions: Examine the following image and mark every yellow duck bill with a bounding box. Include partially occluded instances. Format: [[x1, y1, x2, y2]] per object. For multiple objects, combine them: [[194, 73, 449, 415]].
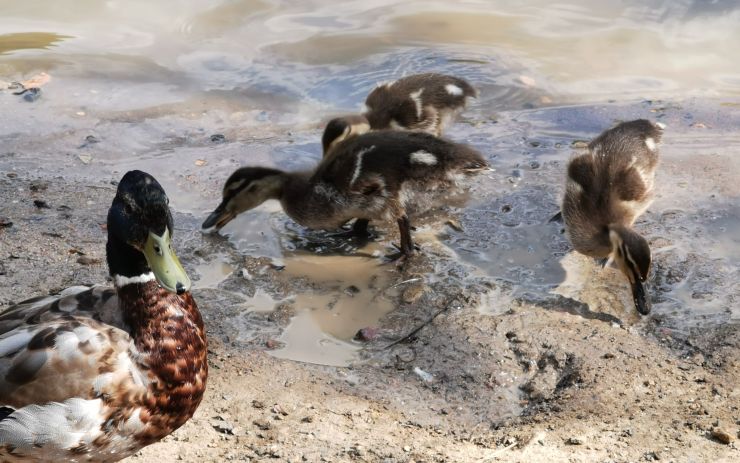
[[143, 228, 191, 294]]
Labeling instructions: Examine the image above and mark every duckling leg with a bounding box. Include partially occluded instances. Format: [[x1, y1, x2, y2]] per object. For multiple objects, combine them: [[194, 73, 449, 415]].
[[330, 219, 372, 240], [386, 215, 416, 261]]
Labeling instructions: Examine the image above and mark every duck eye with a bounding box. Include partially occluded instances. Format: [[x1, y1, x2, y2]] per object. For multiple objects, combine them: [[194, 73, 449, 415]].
[[154, 244, 163, 256], [247, 184, 257, 193]]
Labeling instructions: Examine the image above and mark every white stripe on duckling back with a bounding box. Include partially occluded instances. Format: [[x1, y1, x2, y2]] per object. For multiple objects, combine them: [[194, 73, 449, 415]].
[[350, 146, 376, 186], [410, 150, 438, 165], [113, 272, 156, 288], [409, 89, 424, 119], [445, 84, 463, 96]]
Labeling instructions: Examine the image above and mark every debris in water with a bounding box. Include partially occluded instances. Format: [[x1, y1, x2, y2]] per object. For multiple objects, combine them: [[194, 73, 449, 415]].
[[195, 159, 207, 166], [78, 154, 92, 164], [210, 133, 226, 143], [20, 72, 51, 89], [22, 88, 41, 102], [0, 217, 12, 228], [518, 75, 536, 87]]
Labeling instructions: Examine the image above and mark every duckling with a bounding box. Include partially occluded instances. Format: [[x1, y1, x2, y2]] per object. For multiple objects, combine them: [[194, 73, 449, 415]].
[[561, 119, 664, 315], [0, 170, 207, 461], [203, 130, 488, 259], [364, 73, 477, 136], [321, 73, 477, 156]]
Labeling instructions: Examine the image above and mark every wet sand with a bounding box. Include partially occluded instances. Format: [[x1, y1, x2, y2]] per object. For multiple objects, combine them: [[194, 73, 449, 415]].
[[2, 1, 740, 461], [1, 99, 738, 462]]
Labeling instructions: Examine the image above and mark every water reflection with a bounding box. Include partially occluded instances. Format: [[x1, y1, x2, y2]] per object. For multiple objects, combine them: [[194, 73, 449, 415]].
[[0, 32, 71, 55]]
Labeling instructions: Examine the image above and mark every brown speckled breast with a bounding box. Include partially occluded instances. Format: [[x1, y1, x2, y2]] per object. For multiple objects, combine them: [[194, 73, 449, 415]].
[[115, 281, 208, 446]]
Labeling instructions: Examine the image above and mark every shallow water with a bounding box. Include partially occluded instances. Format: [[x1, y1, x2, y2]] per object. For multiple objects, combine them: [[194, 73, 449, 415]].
[[1, 1, 739, 365]]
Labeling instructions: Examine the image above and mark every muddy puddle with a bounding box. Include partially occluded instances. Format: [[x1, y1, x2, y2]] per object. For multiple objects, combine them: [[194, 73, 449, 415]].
[[1, 0, 740, 429]]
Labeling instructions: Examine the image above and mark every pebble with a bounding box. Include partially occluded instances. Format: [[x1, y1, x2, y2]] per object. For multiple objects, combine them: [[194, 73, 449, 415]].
[[265, 339, 284, 349], [413, 367, 434, 383], [33, 199, 50, 209], [343, 285, 360, 296], [77, 256, 101, 265], [402, 285, 425, 304], [22, 88, 41, 102], [210, 133, 227, 143], [252, 399, 266, 409], [253, 419, 272, 431], [565, 437, 584, 445], [710, 428, 734, 444], [354, 327, 379, 342], [211, 418, 236, 435], [0, 216, 12, 228]]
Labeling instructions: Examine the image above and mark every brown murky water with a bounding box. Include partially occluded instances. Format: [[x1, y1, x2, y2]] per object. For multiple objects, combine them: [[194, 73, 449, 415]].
[[1, 0, 739, 367]]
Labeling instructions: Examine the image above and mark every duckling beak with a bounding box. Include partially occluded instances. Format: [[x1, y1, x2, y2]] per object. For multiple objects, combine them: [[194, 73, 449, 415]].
[[631, 277, 651, 315], [143, 228, 191, 294], [202, 204, 234, 231]]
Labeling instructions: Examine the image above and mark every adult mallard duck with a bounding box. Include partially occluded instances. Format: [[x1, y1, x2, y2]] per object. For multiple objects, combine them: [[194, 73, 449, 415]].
[[561, 119, 664, 315], [321, 73, 477, 156], [203, 130, 488, 259], [0, 170, 207, 461]]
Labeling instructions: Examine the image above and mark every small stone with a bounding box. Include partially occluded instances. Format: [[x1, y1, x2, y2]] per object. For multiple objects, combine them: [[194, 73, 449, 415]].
[[354, 327, 378, 342], [272, 404, 288, 416], [710, 428, 734, 444], [402, 446, 411, 452], [501, 204, 512, 213], [23, 88, 41, 102], [77, 256, 101, 265], [33, 199, 50, 209], [402, 285, 425, 304], [210, 133, 226, 143], [265, 339, 284, 349], [252, 400, 265, 409], [603, 352, 616, 359], [0, 217, 12, 228], [643, 451, 660, 461], [571, 140, 589, 149], [253, 419, 271, 431], [566, 437, 584, 445], [301, 416, 314, 423], [212, 419, 235, 435], [29, 181, 48, 191], [445, 218, 464, 231], [343, 285, 360, 296]]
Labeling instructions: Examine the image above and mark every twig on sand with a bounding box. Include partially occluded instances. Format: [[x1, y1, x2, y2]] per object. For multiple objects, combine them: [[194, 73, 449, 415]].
[[383, 305, 449, 349], [478, 440, 518, 462]]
